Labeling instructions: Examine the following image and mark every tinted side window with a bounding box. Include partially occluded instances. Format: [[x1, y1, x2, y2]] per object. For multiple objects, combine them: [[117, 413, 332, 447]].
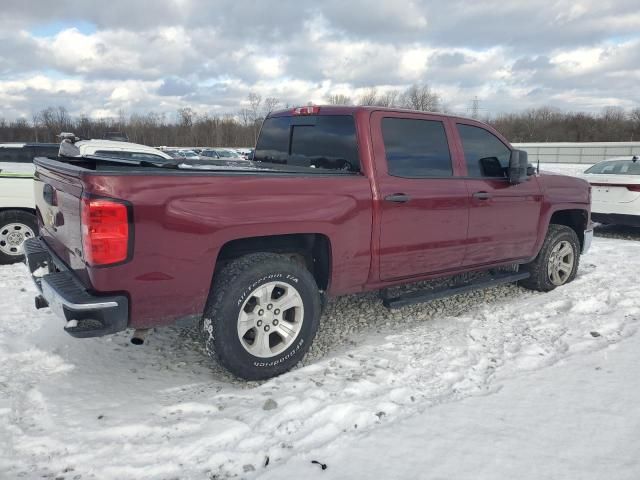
[[30, 145, 59, 158], [290, 116, 359, 171], [254, 115, 360, 172], [0, 147, 31, 163], [457, 124, 511, 178], [253, 116, 291, 165], [381, 118, 452, 177]]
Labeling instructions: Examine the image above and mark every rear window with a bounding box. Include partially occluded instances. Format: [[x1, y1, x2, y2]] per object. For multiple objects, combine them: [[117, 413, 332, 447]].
[[585, 160, 640, 175], [254, 115, 359, 172]]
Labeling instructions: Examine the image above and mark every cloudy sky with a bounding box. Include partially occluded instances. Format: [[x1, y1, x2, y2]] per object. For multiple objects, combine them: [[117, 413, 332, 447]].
[[0, 0, 638, 120]]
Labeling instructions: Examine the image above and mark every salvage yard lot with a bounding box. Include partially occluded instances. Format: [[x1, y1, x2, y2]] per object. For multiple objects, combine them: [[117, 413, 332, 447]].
[[1, 229, 640, 479]]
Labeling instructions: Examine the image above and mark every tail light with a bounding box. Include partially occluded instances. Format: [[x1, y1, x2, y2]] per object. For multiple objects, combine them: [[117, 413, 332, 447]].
[[626, 185, 640, 192], [292, 105, 320, 115], [81, 197, 130, 266]]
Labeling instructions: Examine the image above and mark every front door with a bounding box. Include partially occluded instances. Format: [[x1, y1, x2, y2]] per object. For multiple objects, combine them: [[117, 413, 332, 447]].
[[454, 122, 543, 265], [371, 112, 469, 281]]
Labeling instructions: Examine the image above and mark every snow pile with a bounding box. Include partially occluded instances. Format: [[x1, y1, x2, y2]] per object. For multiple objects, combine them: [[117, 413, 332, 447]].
[[0, 238, 639, 479]]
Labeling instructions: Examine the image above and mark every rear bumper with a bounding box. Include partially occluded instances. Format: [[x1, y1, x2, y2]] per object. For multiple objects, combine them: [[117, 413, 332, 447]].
[[592, 213, 640, 227], [24, 237, 129, 338]]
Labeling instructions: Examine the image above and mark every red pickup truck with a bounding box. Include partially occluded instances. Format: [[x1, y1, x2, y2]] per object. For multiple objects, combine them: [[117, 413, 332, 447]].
[[24, 106, 592, 380]]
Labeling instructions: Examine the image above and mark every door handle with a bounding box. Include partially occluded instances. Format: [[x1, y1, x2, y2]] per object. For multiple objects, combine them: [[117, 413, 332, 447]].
[[472, 191, 491, 200], [384, 193, 411, 203]]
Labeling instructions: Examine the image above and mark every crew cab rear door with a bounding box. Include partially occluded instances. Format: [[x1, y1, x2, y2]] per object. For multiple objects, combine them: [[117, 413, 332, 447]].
[[453, 121, 543, 265], [370, 111, 468, 281]]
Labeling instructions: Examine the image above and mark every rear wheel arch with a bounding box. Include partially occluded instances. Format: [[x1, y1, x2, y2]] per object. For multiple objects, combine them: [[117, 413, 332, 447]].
[[213, 233, 332, 292]]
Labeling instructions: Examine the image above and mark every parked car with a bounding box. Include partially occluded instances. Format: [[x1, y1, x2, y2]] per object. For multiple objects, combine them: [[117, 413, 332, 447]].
[[0, 143, 59, 264], [579, 156, 640, 226], [205, 148, 246, 161], [235, 148, 254, 160], [0, 138, 171, 264], [70, 139, 173, 161], [199, 149, 220, 159], [24, 106, 592, 380], [176, 149, 201, 159]]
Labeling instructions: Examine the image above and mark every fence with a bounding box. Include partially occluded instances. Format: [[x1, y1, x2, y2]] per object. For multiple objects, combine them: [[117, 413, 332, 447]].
[[512, 142, 640, 164]]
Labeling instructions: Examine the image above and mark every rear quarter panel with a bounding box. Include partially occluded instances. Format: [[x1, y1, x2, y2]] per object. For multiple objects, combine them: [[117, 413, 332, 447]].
[[83, 172, 373, 328]]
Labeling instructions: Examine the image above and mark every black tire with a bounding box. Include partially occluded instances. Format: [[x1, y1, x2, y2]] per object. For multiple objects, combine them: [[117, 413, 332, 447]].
[[200, 252, 321, 380], [519, 224, 580, 292], [0, 210, 38, 265]]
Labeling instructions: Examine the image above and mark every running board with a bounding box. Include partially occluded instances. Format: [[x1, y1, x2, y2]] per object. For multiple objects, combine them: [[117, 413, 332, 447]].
[[381, 271, 530, 309]]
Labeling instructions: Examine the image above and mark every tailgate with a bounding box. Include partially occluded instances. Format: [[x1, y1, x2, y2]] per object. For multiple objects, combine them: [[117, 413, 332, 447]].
[[34, 161, 86, 273]]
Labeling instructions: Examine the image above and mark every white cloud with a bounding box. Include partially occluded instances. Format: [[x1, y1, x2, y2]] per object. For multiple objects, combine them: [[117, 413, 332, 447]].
[[0, 0, 638, 119]]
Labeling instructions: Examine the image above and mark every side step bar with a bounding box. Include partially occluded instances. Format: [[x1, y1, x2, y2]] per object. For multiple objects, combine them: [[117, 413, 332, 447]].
[[381, 271, 530, 309]]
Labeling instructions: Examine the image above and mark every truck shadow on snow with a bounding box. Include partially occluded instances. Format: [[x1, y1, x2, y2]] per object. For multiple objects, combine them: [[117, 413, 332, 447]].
[[594, 224, 640, 241]]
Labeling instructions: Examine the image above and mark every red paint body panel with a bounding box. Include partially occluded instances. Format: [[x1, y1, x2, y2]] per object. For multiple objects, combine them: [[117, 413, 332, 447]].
[[33, 107, 591, 330]]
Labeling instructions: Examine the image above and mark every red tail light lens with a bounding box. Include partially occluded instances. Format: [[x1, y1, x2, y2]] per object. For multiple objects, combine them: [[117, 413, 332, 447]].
[[81, 197, 130, 266], [626, 185, 640, 192]]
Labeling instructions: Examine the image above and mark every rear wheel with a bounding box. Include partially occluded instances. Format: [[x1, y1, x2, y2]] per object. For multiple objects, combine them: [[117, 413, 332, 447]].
[[519, 224, 580, 292], [200, 252, 321, 380], [0, 210, 38, 264]]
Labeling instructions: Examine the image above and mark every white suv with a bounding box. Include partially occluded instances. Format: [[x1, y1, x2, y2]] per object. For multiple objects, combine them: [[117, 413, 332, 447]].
[[0, 138, 171, 264]]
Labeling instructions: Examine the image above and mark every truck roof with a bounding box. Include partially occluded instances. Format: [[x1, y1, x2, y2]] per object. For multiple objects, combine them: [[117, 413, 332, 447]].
[[268, 105, 478, 123]]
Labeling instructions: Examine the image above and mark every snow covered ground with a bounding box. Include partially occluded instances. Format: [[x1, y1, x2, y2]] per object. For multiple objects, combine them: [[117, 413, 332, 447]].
[[1, 236, 640, 479]]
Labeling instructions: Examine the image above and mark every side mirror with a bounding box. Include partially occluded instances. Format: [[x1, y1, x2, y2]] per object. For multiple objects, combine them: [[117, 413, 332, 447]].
[[508, 149, 529, 184]]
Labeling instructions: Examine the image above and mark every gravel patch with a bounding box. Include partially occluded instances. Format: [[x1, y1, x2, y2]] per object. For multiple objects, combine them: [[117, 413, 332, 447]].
[[304, 276, 523, 363], [181, 223, 640, 376]]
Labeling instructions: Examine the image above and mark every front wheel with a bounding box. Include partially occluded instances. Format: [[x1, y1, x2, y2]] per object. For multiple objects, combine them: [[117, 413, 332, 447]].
[[200, 253, 321, 380], [0, 210, 38, 265], [519, 224, 580, 292]]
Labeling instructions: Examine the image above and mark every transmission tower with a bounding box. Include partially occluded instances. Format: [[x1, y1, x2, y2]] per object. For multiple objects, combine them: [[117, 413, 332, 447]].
[[471, 96, 480, 119]]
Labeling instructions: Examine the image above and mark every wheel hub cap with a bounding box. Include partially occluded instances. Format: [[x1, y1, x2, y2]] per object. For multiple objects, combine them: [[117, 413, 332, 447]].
[[237, 281, 304, 358], [0, 223, 35, 256], [547, 240, 575, 286]]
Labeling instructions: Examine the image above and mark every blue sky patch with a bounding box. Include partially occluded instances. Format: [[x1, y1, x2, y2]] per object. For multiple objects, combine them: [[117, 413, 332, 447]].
[[30, 20, 97, 37]]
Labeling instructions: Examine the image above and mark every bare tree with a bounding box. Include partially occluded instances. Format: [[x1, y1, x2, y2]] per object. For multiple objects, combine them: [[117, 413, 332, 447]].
[[401, 84, 440, 112], [247, 92, 263, 143], [377, 89, 401, 107], [326, 94, 352, 105], [262, 97, 281, 117], [357, 87, 378, 106]]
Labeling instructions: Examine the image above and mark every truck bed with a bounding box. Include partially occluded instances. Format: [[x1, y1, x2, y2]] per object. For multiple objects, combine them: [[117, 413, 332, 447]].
[[33, 156, 374, 329]]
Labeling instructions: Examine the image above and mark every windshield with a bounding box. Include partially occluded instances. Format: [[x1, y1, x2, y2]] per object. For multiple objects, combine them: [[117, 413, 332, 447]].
[[180, 151, 198, 158], [585, 159, 640, 175], [254, 115, 359, 172]]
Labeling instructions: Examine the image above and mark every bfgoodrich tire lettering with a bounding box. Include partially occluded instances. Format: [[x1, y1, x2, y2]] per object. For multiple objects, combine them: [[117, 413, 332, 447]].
[[201, 253, 321, 380]]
